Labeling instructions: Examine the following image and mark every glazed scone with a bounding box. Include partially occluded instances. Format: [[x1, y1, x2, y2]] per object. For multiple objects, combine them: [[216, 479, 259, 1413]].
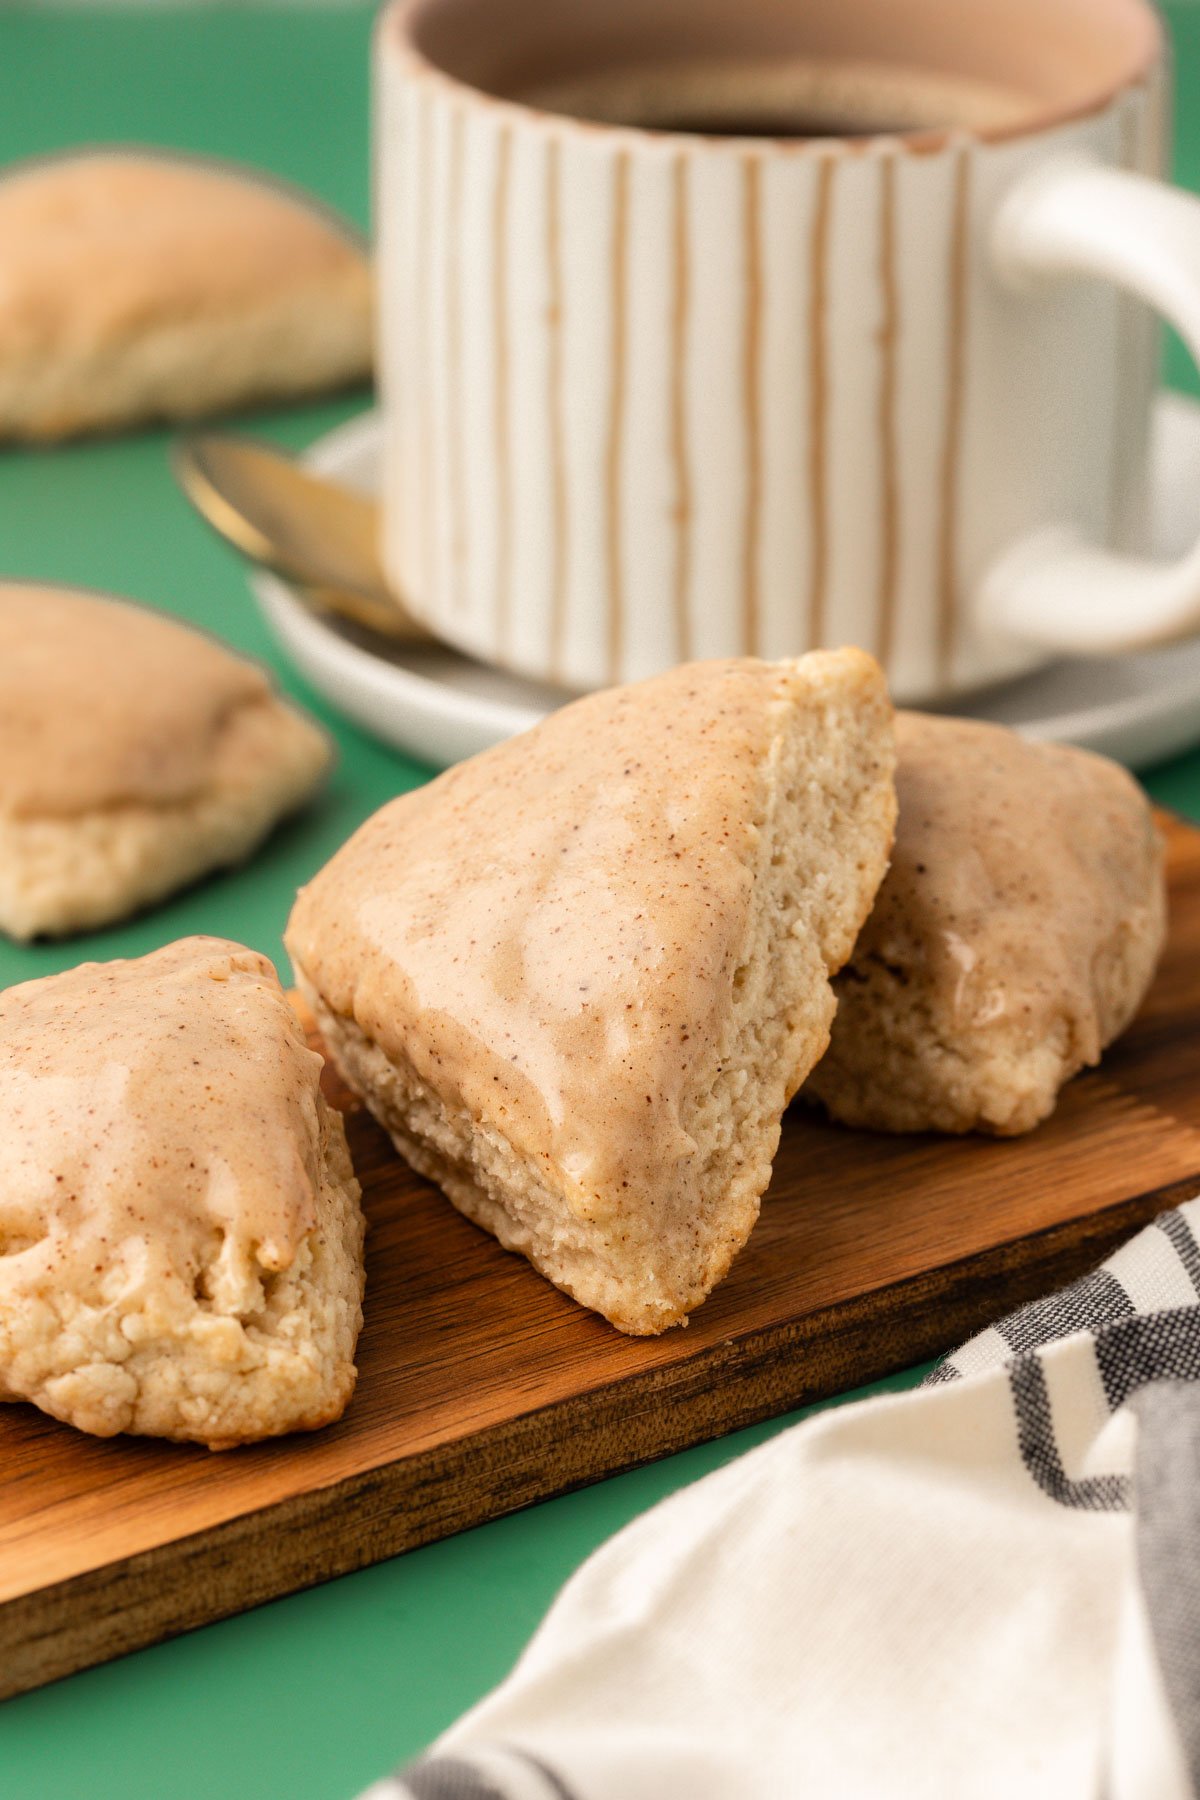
[[806, 713, 1166, 1137], [287, 651, 896, 1334], [0, 937, 365, 1447], [0, 151, 372, 440], [0, 582, 331, 940]]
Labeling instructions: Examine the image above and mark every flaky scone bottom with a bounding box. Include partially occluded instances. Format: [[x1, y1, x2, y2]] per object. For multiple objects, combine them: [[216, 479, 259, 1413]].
[[0, 275, 372, 442], [0, 696, 329, 942], [0, 1098, 365, 1449]]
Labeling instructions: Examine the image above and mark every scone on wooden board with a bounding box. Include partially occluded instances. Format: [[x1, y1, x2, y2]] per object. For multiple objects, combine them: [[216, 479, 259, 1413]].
[[806, 712, 1166, 1137], [0, 582, 331, 940], [0, 150, 372, 440], [0, 937, 365, 1448], [288, 651, 896, 1335]]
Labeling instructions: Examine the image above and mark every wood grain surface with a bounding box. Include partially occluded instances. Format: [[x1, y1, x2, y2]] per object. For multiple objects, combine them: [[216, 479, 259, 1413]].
[[3, 812, 1200, 1700]]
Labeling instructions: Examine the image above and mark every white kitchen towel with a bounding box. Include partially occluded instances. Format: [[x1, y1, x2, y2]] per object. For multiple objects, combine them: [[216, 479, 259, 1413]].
[[364, 1201, 1200, 1800]]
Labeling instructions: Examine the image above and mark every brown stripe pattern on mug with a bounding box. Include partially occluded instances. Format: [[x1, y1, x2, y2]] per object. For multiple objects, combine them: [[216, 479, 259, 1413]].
[[376, 35, 1161, 704]]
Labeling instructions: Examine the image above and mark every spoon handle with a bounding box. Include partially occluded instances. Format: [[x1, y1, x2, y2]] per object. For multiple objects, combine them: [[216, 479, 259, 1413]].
[[173, 432, 430, 644]]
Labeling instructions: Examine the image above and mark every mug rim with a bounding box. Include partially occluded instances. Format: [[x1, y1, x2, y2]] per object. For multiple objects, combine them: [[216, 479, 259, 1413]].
[[378, 0, 1163, 156]]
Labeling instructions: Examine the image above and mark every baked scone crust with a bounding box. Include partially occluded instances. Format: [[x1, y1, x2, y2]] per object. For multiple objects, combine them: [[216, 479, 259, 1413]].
[[0, 938, 365, 1448], [806, 713, 1167, 1136], [0, 151, 372, 440], [288, 651, 896, 1333], [0, 583, 331, 940]]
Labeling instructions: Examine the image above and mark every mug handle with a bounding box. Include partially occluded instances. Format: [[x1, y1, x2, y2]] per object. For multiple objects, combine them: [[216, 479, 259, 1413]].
[[979, 156, 1200, 653]]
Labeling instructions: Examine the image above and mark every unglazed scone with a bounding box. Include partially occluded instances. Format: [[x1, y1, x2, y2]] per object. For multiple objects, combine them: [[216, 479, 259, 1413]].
[[0, 938, 365, 1447], [806, 713, 1166, 1137], [287, 652, 896, 1334], [0, 582, 331, 939], [0, 151, 372, 440]]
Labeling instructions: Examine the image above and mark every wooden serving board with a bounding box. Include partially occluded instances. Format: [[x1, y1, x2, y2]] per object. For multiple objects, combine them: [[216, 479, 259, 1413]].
[[4, 813, 1200, 1700]]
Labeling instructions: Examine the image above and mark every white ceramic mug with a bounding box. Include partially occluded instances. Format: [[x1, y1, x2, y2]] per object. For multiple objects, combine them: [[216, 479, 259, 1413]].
[[376, 0, 1200, 702]]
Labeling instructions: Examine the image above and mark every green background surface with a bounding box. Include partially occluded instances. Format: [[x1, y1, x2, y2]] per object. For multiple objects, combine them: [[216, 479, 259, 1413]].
[[2, 7, 1200, 1795]]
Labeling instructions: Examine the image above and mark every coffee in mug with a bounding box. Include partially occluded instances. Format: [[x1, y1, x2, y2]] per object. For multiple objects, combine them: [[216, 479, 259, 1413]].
[[517, 56, 1036, 141]]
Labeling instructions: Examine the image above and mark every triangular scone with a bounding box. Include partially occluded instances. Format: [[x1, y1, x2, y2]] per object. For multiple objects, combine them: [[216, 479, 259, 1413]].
[[806, 713, 1166, 1136], [0, 151, 372, 440], [0, 583, 331, 939], [0, 938, 365, 1447], [287, 651, 896, 1334]]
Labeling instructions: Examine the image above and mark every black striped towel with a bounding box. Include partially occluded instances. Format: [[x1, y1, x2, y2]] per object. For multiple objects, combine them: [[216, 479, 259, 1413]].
[[364, 1202, 1200, 1800]]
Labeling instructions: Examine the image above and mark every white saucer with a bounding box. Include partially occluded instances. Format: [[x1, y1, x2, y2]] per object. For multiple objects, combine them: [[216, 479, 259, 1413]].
[[253, 391, 1200, 771]]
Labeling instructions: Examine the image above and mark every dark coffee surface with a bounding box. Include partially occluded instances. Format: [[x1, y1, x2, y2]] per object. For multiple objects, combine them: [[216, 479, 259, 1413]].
[[637, 107, 930, 139], [519, 55, 1037, 140]]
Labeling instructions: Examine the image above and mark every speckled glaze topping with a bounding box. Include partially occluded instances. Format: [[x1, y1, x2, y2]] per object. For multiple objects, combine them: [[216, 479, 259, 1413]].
[[0, 152, 365, 357], [0, 937, 322, 1287], [868, 712, 1161, 1054], [287, 659, 814, 1221], [0, 583, 269, 818]]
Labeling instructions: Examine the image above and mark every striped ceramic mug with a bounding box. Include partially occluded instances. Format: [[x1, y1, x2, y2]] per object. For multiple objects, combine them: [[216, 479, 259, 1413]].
[[377, 0, 1200, 702]]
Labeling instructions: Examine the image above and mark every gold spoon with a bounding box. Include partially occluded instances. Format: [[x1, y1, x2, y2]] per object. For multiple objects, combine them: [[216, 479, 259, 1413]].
[[172, 433, 428, 641]]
